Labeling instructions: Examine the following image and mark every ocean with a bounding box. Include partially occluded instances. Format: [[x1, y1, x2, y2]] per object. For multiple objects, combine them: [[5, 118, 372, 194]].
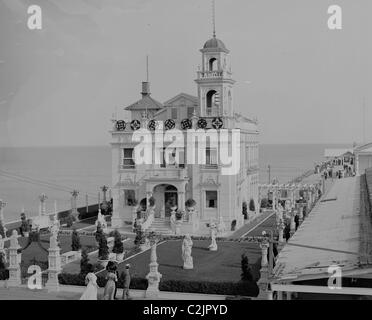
[[0, 144, 350, 222]]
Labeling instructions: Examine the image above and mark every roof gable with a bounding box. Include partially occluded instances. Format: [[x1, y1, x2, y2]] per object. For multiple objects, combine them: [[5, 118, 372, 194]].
[[163, 93, 198, 107], [355, 142, 372, 153], [125, 95, 163, 111]]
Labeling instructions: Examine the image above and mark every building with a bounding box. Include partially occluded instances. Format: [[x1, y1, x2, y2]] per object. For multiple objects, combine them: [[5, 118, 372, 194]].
[[110, 32, 259, 235], [354, 142, 372, 176]]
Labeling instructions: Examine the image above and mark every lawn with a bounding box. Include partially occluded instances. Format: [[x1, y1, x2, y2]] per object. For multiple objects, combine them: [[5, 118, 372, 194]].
[[114, 240, 262, 283]]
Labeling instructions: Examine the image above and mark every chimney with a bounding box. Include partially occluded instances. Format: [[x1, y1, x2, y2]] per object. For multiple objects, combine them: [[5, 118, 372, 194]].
[[141, 82, 150, 97]]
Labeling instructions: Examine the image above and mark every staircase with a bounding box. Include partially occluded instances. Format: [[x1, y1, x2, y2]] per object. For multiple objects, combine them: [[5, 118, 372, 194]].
[[148, 218, 174, 235]]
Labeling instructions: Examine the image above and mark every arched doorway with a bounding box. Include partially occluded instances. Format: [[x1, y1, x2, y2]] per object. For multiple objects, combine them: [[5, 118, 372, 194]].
[[153, 184, 178, 218]]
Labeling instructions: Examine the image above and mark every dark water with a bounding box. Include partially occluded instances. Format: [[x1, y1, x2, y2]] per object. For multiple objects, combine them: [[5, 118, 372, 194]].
[[0, 144, 350, 222]]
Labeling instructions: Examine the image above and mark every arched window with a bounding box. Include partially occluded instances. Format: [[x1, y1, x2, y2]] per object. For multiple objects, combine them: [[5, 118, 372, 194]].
[[209, 58, 217, 71], [228, 90, 232, 114], [206, 90, 218, 115]]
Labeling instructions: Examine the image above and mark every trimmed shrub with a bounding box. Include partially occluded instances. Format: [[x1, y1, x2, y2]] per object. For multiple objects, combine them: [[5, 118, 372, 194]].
[[112, 230, 124, 254], [242, 202, 248, 220], [57, 273, 259, 297], [0, 222, 5, 238], [149, 196, 155, 207], [241, 254, 253, 282], [260, 198, 269, 209], [231, 220, 237, 231], [79, 249, 90, 276], [71, 229, 81, 251], [249, 199, 255, 212], [98, 234, 109, 260]]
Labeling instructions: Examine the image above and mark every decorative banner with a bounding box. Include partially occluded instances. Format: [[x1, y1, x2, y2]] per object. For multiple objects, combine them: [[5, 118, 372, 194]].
[[212, 117, 223, 129], [197, 118, 207, 129], [181, 118, 192, 130], [164, 119, 176, 130], [148, 119, 157, 131], [115, 120, 126, 131], [130, 119, 141, 131]]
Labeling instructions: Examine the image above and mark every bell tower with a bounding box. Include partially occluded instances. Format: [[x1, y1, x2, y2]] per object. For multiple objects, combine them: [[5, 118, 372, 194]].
[[195, 3, 235, 118]]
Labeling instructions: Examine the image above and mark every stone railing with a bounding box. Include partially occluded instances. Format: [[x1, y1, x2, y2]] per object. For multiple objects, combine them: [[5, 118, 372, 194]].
[[140, 208, 154, 232], [147, 168, 187, 179]]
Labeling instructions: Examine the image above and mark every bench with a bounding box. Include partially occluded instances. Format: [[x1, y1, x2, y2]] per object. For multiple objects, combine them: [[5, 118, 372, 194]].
[[60, 251, 80, 265]]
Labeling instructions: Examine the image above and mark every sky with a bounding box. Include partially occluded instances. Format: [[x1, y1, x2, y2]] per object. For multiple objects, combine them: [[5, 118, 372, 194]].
[[0, 0, 371, 147]]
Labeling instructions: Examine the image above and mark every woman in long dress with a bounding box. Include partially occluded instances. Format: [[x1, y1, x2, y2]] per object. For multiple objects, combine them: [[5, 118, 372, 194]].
[[80, 272, 98, 300], [103, 272, 117, 300]]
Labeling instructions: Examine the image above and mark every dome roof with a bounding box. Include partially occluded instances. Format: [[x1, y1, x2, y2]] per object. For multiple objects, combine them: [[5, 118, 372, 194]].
[[203, 36, 228, 51]]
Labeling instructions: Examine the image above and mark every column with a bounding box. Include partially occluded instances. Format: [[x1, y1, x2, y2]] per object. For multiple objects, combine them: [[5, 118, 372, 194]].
[[39, 194, 48, 216], [0, 200, 6, 222], [278, 220, 285, 251], [46, 233, 62, 292], [277, 291, 283, 300], [70, 190, 79, 217], [290, 211, 296, 237], [111, 188, 122, 228], [8, 230, 21, 287], [101, 185, 109, 211], [178, 191, 185, 212], [257, 237, 270, 299], [145, 242, 162, 298]]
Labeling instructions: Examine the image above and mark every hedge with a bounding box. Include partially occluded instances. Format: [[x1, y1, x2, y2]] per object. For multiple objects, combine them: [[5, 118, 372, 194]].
[[0, 269, 9, 280], [58, 273, 259, 297]]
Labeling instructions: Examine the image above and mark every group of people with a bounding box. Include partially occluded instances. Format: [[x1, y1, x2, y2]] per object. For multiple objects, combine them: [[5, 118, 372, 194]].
[[80, 261, 131, 300]]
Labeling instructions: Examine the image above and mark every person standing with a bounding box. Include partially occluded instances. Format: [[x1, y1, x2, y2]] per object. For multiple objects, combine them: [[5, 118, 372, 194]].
[[122, 264, 131, 300], [103, 272, 117, 300], [80, 270, 98, 300], [106, 261, 119, 299]]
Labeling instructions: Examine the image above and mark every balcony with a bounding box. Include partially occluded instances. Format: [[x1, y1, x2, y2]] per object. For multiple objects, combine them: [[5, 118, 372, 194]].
[[146, 167, 188, 180]]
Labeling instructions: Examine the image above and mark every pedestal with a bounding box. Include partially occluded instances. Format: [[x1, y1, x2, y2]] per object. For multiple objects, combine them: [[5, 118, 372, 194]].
[[145, 244, 162, 299], [46, 244, 61, 292]]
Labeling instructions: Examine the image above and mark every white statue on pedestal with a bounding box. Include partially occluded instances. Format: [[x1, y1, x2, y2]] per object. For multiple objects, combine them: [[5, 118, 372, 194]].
[[96, 209, 107, 230], [216, 216, 226, 236], [208, 222, 218, 251], [182, 234, 193, 269]]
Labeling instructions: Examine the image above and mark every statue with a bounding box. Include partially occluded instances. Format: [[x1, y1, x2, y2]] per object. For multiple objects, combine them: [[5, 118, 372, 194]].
[[182, 234, 193, 269], [216, 216, 226, 235], [10, 230, 17, 246], [50, 231, 59, 249], [95, 209, 107, 230], [208, 222, 218, 251]]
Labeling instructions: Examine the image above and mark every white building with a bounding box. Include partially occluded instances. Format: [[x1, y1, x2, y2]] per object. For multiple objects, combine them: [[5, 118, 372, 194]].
[[355, 142, 372, 176], [110, 33, 259, 235]]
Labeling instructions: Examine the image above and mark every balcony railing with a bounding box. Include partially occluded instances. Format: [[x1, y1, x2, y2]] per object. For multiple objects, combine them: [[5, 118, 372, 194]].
[[197, 70, 232, 80], [146, 167, 188, 179]]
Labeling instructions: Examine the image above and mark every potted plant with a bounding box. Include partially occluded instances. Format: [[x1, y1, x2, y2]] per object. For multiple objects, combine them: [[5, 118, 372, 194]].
[[185, 198, 196, 210], [148, 196, 156, 208], [175, 210, 184, 221], [112, 229, 124, 261]]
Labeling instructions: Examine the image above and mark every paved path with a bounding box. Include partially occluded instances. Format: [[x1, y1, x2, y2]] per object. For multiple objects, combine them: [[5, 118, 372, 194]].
[[230, 211, 275, 239]]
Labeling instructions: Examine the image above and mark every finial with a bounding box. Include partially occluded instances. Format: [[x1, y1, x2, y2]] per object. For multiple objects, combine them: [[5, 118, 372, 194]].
[[212, 0, 216, 38]]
